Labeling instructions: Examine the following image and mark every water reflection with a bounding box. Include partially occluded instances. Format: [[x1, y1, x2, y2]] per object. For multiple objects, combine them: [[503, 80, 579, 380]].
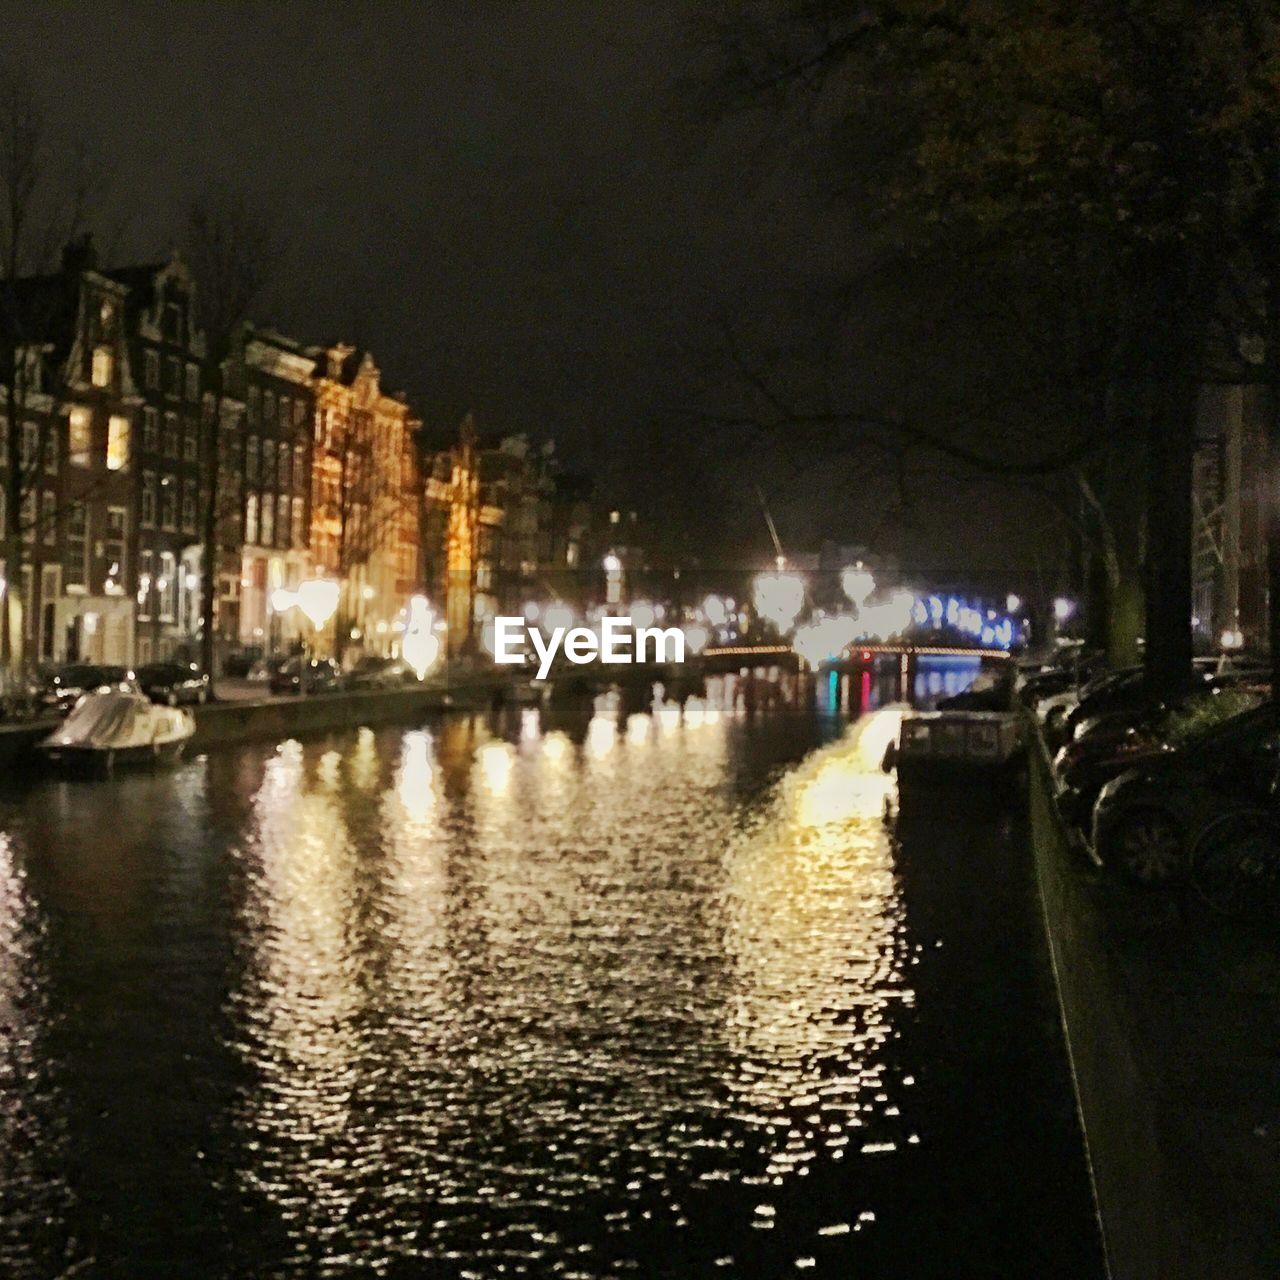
[[214, 678, 915, 1274]]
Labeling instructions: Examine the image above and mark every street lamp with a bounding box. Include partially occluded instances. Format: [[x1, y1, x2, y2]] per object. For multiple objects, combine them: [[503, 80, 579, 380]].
[[841, 562, 876, 608], [603, 552, 623, 606], [274, 576, 340, 696], [752, 568, 805, 634], [402, 594, 442, 679]]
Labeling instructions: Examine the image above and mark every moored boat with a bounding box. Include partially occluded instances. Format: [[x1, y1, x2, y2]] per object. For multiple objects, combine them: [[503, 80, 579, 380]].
[[39, 691, 195, 772]]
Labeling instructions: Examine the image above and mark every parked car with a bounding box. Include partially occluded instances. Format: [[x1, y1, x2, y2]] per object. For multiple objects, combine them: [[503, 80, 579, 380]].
[[1091, 701, 1280, 883], [1059, 655, 1266, 746], [344, 655, 420, 690], [1055, 684, 1268, 835], [268, 656, 342, 696], [136, 661, 211, 706], [222, 646, 264, 678], [248, 653, 291, 682], [37, 664, 140, 717]]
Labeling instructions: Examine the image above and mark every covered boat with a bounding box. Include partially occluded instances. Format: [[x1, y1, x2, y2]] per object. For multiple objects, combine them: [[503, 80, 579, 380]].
[[887, 709, 1024, 780], [39, 690, 195, 771]]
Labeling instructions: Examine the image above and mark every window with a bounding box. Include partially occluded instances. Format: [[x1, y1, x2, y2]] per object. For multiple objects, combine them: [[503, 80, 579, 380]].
[[263, 390, 276, 425], [144, 349, 159, 389], [19, 490, 34, 543], [246, 435, 259, 482], [161, 476, 177, 530], [278, 441, 290, 490], [41, 491, 55, 545], [291, 496, 304, 547], [185, 363, 199, 401], [276, 494, 289, 548], [261, 442, 275, 489], [104, 507, 126, 592], [181, 479, 196, 533], [293, 443, 305, 490], [162, 301, 182, 342], [166, 355, 181, 398], [143, 407, 159, 452], [65, 502, 87, 588], [20, 421, 37, 471], [202, 392, 216, 427], [247, 385, 260, 425], [69, 407, 92, 465], [279, 395, 291, 426], [294, 398, 306, 427], [141, 470, 156, 527], [137, 548, 153, 619], [43, 428, 56, 475], [91, 346, 112, 388], [260, 492, 275, 546], [164, 412, 179, 457], [183, 417, 197, 462], [158, 550, 177, 621], [245, 492, 259, 544], [106, 415, 129, 471]]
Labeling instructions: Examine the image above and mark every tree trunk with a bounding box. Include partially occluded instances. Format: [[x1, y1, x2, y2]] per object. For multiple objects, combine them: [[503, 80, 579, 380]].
[[1143, 370, 1196, 699], [199, 393, 220, 679], [1265, 264, 1280, 693]]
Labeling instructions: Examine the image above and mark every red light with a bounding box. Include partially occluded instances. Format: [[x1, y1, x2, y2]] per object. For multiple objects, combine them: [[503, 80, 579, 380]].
[[861, 650, 872, 661]]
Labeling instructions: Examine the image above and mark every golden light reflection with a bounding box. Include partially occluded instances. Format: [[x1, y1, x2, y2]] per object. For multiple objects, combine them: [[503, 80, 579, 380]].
[[723, 719, 911, 1186], [476, 740, 515, 793], [626, 712, 651, 745], [655, 699, 682, 733], [350, 725, 379, 791], [542, 730, 572, 764], [232, 742, 364, 1261], [586, 715, 617, 758], [520, 707, 541, 742], [394, 729, 436, 824]]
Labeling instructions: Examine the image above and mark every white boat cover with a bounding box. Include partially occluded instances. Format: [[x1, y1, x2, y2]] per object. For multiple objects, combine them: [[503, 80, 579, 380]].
[[42, 691, 195, 751]]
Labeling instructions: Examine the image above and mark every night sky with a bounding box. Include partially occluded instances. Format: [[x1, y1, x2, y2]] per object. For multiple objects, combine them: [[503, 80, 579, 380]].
[[4, 1, 1058, 579]]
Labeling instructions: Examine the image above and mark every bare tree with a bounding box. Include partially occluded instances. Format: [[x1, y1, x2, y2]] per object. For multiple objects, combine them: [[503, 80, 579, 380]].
[[0, 57, 95, 669], [183, 192, 281, 677]]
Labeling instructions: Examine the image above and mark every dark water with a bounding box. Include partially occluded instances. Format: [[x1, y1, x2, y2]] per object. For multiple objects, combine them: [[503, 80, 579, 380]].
[[0, 667, 1103, 1278]]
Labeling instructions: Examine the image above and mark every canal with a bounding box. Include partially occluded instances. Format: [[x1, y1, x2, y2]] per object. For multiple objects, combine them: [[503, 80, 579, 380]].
[[0, 667, 1104, 1278]]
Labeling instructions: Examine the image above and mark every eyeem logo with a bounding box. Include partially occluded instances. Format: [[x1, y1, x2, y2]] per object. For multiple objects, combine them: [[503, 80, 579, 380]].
[[492, 615, 685, 679]]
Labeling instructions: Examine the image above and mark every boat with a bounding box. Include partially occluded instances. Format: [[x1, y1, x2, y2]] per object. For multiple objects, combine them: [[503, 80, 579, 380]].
[[888, 709, 1024, 780], [39, 690, 195, 772]]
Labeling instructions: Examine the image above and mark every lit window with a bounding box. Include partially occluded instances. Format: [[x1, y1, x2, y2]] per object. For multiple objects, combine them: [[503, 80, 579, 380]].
[[260, 493, 274, 545], [161, 476, 177, 530], [65, 503, 87, 587], [245, 493, 259, 544], [106, 415, 130, 470], [91, 346, 112, 388], [69, 407, 92, 466], [142, 407, 159, 451], [104, 507, 127, 593], [159, 551, 176, 621], [20, 421, 37, 470], [41, 491, 55, 545]]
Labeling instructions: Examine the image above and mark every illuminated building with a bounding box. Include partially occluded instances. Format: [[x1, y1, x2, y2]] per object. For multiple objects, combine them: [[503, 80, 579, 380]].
[[307, 343, 421, 659]]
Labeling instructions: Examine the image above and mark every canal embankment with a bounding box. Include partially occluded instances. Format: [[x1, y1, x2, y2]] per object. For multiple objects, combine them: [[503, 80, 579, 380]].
[[0, 662, 698, 769], [1029, 735, 1280, 1279]]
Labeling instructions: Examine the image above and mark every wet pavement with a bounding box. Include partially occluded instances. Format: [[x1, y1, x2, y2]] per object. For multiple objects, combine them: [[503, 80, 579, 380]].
[[0, 668, 1104, 1277]]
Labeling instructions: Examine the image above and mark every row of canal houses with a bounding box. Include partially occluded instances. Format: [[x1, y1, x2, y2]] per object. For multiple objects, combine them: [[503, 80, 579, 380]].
[[0, 236, 610, 671]]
